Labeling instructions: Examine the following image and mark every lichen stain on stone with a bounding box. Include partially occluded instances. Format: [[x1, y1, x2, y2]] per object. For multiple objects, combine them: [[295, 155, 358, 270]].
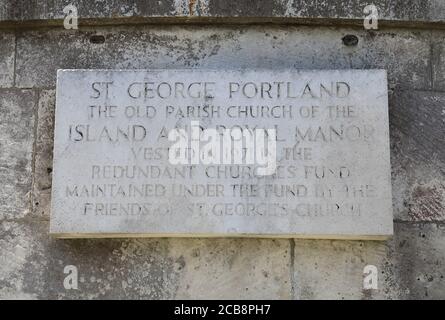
[[189, 0, 197, 16]]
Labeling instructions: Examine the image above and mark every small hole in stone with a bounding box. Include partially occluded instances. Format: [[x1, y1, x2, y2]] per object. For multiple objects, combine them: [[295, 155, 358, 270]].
[[90, 35, 105, 44], [47, 167, 52, 174], [342, 34, 359, 46], [35, 202, 39, 206]]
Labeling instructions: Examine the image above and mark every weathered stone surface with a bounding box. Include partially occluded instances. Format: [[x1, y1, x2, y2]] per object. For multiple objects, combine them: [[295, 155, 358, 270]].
[[389, 90, 445, 222], [0, 0, 181, 23], [0, 3, 444, 300], [432, 31, 445, 91], [0, 32, 14, 87], [0, 219, 290, 299], [293, 237, 395, 299], [389, 222, 445, 299], [292, 222, 445, 299], [208, 0, 445, 22], [0, 89, 36, 220], [168, 238, 291, 299], [15, 26, 431, 90], [0, 219, 180, 299], [0, 220, 44, 299], [2, 219, 443, 300], [32, 90, 56, 218], [50, 69, 392, 239], [0, 0, 444, 26]]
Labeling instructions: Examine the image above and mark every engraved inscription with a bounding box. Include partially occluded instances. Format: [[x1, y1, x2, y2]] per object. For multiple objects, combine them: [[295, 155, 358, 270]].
[[50, 70, 393, 239]]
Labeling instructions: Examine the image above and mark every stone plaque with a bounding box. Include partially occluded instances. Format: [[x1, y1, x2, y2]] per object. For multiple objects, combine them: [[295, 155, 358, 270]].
[[50, 69, 393, 239]]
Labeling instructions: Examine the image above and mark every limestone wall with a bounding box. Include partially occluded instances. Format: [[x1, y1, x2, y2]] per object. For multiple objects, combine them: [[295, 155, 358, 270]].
[[0, 0, 444, 299]]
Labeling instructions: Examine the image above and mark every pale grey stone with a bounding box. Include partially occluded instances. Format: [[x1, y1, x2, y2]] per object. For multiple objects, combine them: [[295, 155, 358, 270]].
[[0, 220, 43, 299], [15, 26, 431, 90], [432, 31, 445, 91], [0, 32, 14, 87], [0, 89, 35, 220], [292, 222, 445, 299], [168, 238, 291, 299], [1, 0, 444, 25], [51, 69, 393, 239], [32, 90, 56, 218], [1, 6, 445, 300], [293, 237, 394, 299], [0, 219, 291, 299]]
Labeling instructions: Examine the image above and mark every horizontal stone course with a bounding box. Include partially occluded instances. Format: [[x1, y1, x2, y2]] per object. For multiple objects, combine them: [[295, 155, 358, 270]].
[[0, 0, 444, 26], [0, 219, 291, 299], [1, 218, 442, 299], [15, 26, 432, 90]]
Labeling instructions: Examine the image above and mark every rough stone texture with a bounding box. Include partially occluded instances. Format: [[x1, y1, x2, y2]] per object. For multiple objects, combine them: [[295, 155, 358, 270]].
[[0, 15, 444, 299], [32, 90, 55, 219], [168, 238, 291, 299], [389, 90, 445, 222], [0, 89, 35, 220], [1, 0, 445, 26], [0, 219, 181, 299], [293, 234, 395, 299], [0, 220, 43, 299], [0, 219, 291, 299], [432, 31, 445, 91], [15, 26, 431, 90], [0, 32, 15, 87], [208, 0, 445, 22], [293, 222, 445, 299], [390, 222, 445, 299]]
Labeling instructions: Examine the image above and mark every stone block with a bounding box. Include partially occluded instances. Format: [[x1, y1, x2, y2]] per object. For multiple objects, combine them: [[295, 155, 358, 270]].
[[0, 32, 14, 87], [0, 89, 36, 220], [389, 90, 445, 222], [0, 219, 291, 299], [32, 90, 56, 218], [50, 69, 392, 239], [15, 26, 431, 90], [292, 222, 445, 299]]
